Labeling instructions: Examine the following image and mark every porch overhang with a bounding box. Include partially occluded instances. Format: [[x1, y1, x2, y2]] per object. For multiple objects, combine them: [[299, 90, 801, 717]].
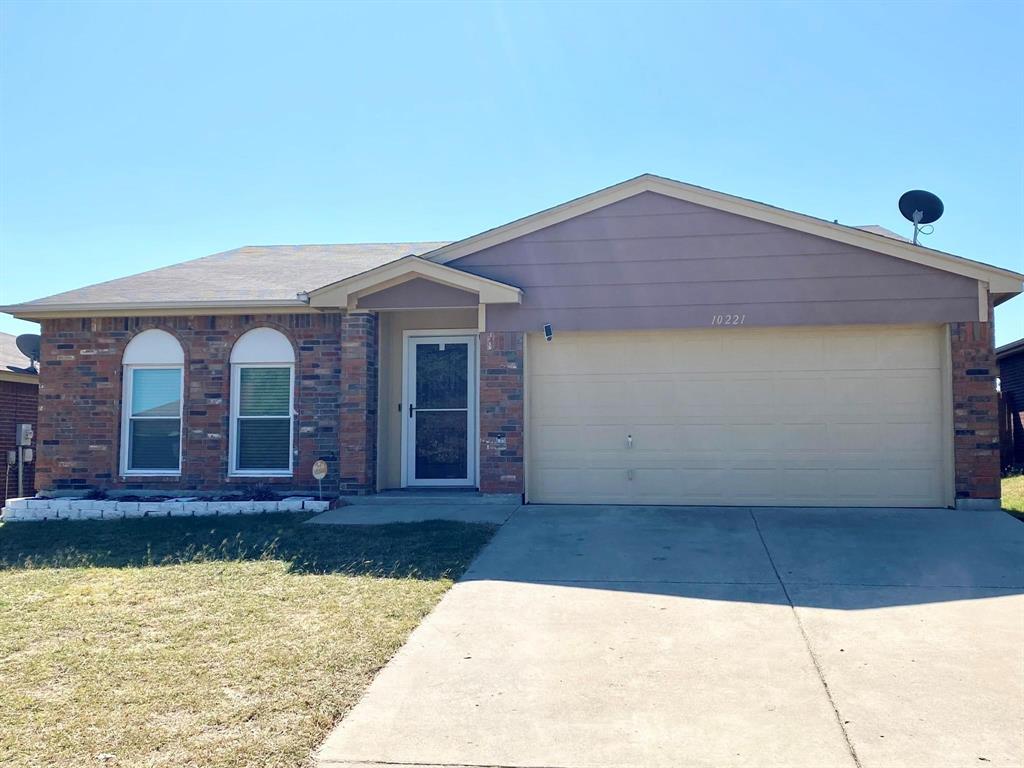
[[306, 255, 523, 316]]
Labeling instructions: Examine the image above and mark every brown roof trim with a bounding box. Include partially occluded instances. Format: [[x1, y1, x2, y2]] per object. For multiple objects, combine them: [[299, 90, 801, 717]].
[[996, 337, 1024, 359]]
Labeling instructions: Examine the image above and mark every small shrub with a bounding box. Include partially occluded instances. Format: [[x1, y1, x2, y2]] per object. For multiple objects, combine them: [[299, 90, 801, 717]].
[[246, 484, 281, 502]]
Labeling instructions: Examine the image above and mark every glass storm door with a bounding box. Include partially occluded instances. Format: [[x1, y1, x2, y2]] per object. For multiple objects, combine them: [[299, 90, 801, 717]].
[[404, 335, 477, 487]]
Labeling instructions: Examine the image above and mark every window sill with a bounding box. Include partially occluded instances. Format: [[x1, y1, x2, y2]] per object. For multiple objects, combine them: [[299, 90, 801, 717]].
[[228, 471, 293, 478], [121, 471, 182, 478]]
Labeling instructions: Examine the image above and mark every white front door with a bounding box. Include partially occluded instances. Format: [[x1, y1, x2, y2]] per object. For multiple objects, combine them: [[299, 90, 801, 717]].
[[403, 334, 478, 487]]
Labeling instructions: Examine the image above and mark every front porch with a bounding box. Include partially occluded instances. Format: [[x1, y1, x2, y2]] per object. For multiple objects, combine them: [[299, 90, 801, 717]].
[[314, 256, 525, 497]]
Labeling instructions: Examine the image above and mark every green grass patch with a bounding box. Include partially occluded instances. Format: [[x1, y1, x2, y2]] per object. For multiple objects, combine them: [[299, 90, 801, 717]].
[[1002, 474, 1024, 521], [0, 513, 496, 767]]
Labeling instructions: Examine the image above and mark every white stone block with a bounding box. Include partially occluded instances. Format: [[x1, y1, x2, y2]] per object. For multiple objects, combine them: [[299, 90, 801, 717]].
[[138, 502, 165, 517], [224, 501, 254, 514], [252, 500, 279, 513], [182, 502, 211, 516], [159, 501, 182, 515], [49, 498, 72, 512], [78, 507, 103, 520], [279, 497, 311, 512], [95, 501, 121, 519], [6, 497, 29, 510], [27, 499, 52, 510], [58, 506, 82, 520], [167, 503, 194, 517], [118, 502, 142, 518], [2, 507, 21, 521], [303, 500, 330, 513]]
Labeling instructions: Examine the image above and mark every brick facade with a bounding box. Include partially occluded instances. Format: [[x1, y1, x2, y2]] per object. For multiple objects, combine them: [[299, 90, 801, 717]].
[[36, 313, 343, 495], [33, 308, 1004, 507], [478, 331, 524, 495], [950, 308, 1000, 505], [1, 379, 39, 501], [338, 313, 378, 494]]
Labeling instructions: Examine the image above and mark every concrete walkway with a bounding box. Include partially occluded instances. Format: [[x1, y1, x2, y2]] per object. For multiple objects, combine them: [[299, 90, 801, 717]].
[[316, 506, 1024, 768]]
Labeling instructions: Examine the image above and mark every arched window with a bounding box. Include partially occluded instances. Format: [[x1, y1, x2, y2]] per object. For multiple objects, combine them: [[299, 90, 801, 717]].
[[229, 328, 295, 475], [121, 329, 185, 475]]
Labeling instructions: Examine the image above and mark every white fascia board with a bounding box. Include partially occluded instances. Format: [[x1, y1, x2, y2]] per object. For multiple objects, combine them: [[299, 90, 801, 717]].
[[1, 299, 315, 320]]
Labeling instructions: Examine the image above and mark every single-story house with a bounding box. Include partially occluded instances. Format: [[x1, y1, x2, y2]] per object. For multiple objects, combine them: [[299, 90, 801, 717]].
[[0, 332, 39, 501], [3, 175, 1021, 509], [997, 337, 1024, 469]]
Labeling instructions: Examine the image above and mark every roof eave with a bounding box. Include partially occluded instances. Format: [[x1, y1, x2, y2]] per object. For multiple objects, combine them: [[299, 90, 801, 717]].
[[0, 370, 38, 385], [996, 337, 1024, 359], [1, 299, 315, 320], [307, 255, 522, 310]]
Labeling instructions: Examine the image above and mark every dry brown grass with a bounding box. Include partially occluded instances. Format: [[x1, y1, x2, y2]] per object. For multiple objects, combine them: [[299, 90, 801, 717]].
[[0, 514, 496, 767]]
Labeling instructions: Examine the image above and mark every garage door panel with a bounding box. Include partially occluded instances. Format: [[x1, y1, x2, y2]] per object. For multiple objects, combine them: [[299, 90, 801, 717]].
[[527, 326, 948, 507], [780, 468, 832, 500]]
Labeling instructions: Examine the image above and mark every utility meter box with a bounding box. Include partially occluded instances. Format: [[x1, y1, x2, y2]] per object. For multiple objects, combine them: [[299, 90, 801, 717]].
[[16, 423, 33, 447]]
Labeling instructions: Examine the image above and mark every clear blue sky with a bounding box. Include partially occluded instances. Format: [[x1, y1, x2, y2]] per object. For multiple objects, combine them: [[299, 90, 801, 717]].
[[1, 1, 1022, 344]]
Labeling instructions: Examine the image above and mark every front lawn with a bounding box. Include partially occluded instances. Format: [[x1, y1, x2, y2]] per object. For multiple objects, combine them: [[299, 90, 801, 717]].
[[0, 513, 496, 768], [1003, 474, 1024, 518]]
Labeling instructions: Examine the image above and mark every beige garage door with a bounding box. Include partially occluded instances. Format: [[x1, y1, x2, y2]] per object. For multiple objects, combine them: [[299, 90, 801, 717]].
[[527, 326, 949, 507]]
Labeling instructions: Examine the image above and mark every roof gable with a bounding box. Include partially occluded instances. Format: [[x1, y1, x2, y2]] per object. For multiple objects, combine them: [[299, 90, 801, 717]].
[[426, 174, 1023, 296]]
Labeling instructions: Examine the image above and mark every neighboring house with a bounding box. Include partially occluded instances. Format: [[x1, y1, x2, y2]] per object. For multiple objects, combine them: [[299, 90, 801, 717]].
[[2, 175, 1021, 509], [997, 337, 1024, 469], [0, 332, 39, 501]]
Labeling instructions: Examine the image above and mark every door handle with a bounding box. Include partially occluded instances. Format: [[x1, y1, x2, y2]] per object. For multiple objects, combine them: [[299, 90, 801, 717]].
[[409, 403, 416, 418]]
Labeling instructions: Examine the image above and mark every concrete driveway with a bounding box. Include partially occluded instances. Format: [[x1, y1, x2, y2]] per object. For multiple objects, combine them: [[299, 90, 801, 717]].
[[317, 506, 1024, 768]]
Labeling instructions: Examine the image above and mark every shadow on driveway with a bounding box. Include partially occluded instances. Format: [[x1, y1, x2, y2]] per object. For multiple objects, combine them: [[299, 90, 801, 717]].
[[461, 505, 1024, 609]]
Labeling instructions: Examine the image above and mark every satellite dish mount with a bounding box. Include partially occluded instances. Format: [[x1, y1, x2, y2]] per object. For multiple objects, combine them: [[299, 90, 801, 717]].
[[15, 334, 41, 373], [898, 190, 944, 246]]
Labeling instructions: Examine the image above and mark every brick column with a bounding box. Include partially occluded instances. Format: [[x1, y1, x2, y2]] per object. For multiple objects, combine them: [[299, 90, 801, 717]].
[[950, 308, 1000, 509], [479, 331, 524, 495], [339, 313, 379, 494]]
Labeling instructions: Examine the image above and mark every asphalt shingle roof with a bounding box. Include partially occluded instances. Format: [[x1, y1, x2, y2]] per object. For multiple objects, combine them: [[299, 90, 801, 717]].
[[13, 243, 449, 308], [0, 332, 37, 375]]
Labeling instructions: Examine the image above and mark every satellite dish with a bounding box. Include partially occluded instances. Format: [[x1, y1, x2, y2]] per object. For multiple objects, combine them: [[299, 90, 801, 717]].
[[899, 190, 944, 245], [15, 334, 41, 371]]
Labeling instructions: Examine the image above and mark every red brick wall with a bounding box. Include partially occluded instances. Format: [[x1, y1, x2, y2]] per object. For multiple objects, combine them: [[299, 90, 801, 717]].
[[36, 314, 344, 495], [1, 379, 39, 501], [338, 313, 378, 494], [479, 331, 524, 495], [950, 309, 1000, 503]]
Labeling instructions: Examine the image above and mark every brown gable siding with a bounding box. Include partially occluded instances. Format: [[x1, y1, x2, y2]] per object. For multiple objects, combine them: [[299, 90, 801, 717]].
[[358, 277, 478, 309], [450, 191, 979, 333]]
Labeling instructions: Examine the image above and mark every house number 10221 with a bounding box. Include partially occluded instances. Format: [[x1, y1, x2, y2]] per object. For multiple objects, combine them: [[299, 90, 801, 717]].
[[711, 314, 746, 326]]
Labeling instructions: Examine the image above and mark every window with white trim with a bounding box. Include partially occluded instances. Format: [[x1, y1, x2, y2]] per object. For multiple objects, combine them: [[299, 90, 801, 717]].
[[229, 328, 295, 475], [121, 329, 184, 475]]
